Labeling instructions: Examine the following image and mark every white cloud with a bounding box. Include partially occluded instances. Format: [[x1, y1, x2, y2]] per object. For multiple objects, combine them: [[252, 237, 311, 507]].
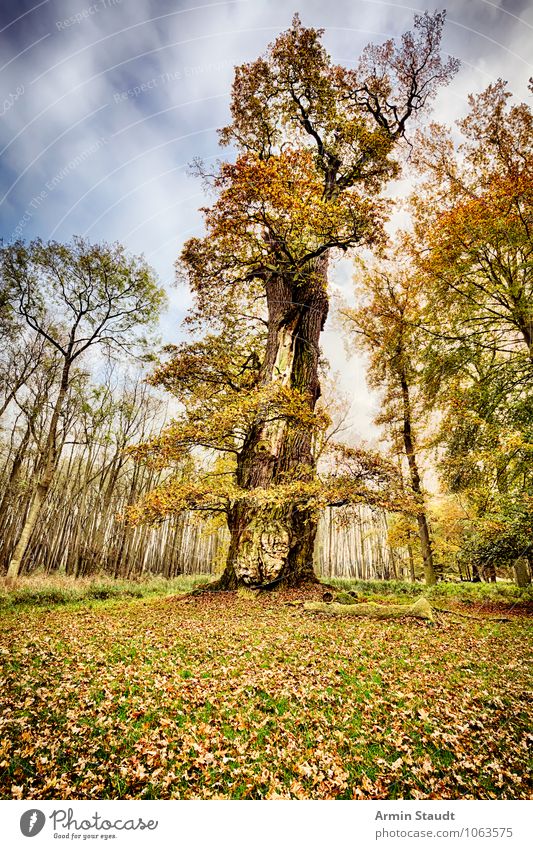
[[1, 0, 532, 442]]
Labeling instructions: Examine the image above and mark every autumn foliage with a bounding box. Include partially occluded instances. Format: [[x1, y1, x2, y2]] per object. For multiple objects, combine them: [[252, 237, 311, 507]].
[[130, 13, 457, 588]]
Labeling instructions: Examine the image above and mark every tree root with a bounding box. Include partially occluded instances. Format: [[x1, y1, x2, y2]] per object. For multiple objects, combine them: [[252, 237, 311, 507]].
[[187, 571, 331, 595], [304, 596, 435, 622], [432, 605, 510, 622]]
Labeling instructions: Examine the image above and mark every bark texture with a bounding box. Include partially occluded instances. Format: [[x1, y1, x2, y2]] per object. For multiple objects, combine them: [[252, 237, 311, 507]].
[[6, 362, 70, 581], [513, 557, 531, 588], [304, 596, 434, 621], [222, 256, 329, 588], [400, 371, 437, 586]]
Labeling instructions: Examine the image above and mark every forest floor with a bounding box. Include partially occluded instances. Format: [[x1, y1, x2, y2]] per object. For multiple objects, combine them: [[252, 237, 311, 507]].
[[0, 578, 531, 800]]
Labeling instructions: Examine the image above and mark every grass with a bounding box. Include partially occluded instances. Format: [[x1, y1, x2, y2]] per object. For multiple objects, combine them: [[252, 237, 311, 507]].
[[2, 574, 530, 614], [0, 578, 531, 800], [0, 573, 211, 611], [329, 577, 533, 608]]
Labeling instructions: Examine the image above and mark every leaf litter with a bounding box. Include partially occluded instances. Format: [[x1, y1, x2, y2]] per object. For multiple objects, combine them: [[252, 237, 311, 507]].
[[0, 590, 531, 799]]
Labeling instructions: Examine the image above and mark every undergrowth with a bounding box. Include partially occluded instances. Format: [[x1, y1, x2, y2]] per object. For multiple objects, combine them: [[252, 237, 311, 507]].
[[1, 574, 531, 613], [0, 574, 211, 611], [328, 578, 532, 607]]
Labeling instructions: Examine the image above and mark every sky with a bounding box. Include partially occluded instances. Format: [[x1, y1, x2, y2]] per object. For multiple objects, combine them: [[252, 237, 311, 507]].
[[1, 0, 532, 443]]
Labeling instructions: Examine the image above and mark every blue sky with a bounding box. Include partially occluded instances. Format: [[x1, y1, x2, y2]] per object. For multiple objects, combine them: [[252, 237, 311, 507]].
[[1, 0, 532, 440]]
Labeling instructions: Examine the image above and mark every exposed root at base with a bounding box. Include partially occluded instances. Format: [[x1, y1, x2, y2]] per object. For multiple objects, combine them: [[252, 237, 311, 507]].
[[433, 605, 511, 622], [304, 596, 436, 623], [188, 572, 332, 596]]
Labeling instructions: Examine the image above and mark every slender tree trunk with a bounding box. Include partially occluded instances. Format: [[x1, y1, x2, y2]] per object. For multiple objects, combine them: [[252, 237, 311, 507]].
[[513, 557, 531, 587], [0, 422, 32, 518], [6, 360, 71, 582], [399, 371, 437, 586], [218, 257, 329, 588], [407, 542, 416, 582], [485, 560, 497, 582], [0, 421, 33, 568], [113, 462, 141, 578], [513, 303, 533, 363], [5, 482, 49, 580], [78, 453, 123, 574]]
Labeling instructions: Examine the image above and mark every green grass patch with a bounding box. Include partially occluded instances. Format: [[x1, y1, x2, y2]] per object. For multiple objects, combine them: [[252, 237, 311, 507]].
[[0, 573, 212, 612], [328, 577, 533, 607]]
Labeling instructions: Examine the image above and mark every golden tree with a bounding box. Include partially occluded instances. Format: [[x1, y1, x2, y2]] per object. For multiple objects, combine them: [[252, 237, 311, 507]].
[[132, 13, 457, 588]]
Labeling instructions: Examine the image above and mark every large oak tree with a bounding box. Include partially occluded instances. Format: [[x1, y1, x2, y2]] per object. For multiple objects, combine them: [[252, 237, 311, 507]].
[[133, 13, 457, 588]]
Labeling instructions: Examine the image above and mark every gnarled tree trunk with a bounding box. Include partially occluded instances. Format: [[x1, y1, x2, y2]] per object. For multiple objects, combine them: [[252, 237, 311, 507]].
[[218, 256, 329, 588]]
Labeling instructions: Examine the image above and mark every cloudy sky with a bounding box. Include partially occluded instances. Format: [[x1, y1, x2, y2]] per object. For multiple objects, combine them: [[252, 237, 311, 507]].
[[1, 0, 532, 441]]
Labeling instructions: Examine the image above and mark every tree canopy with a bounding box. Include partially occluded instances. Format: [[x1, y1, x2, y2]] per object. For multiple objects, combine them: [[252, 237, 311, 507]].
[[129, 12, 457, 588]]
